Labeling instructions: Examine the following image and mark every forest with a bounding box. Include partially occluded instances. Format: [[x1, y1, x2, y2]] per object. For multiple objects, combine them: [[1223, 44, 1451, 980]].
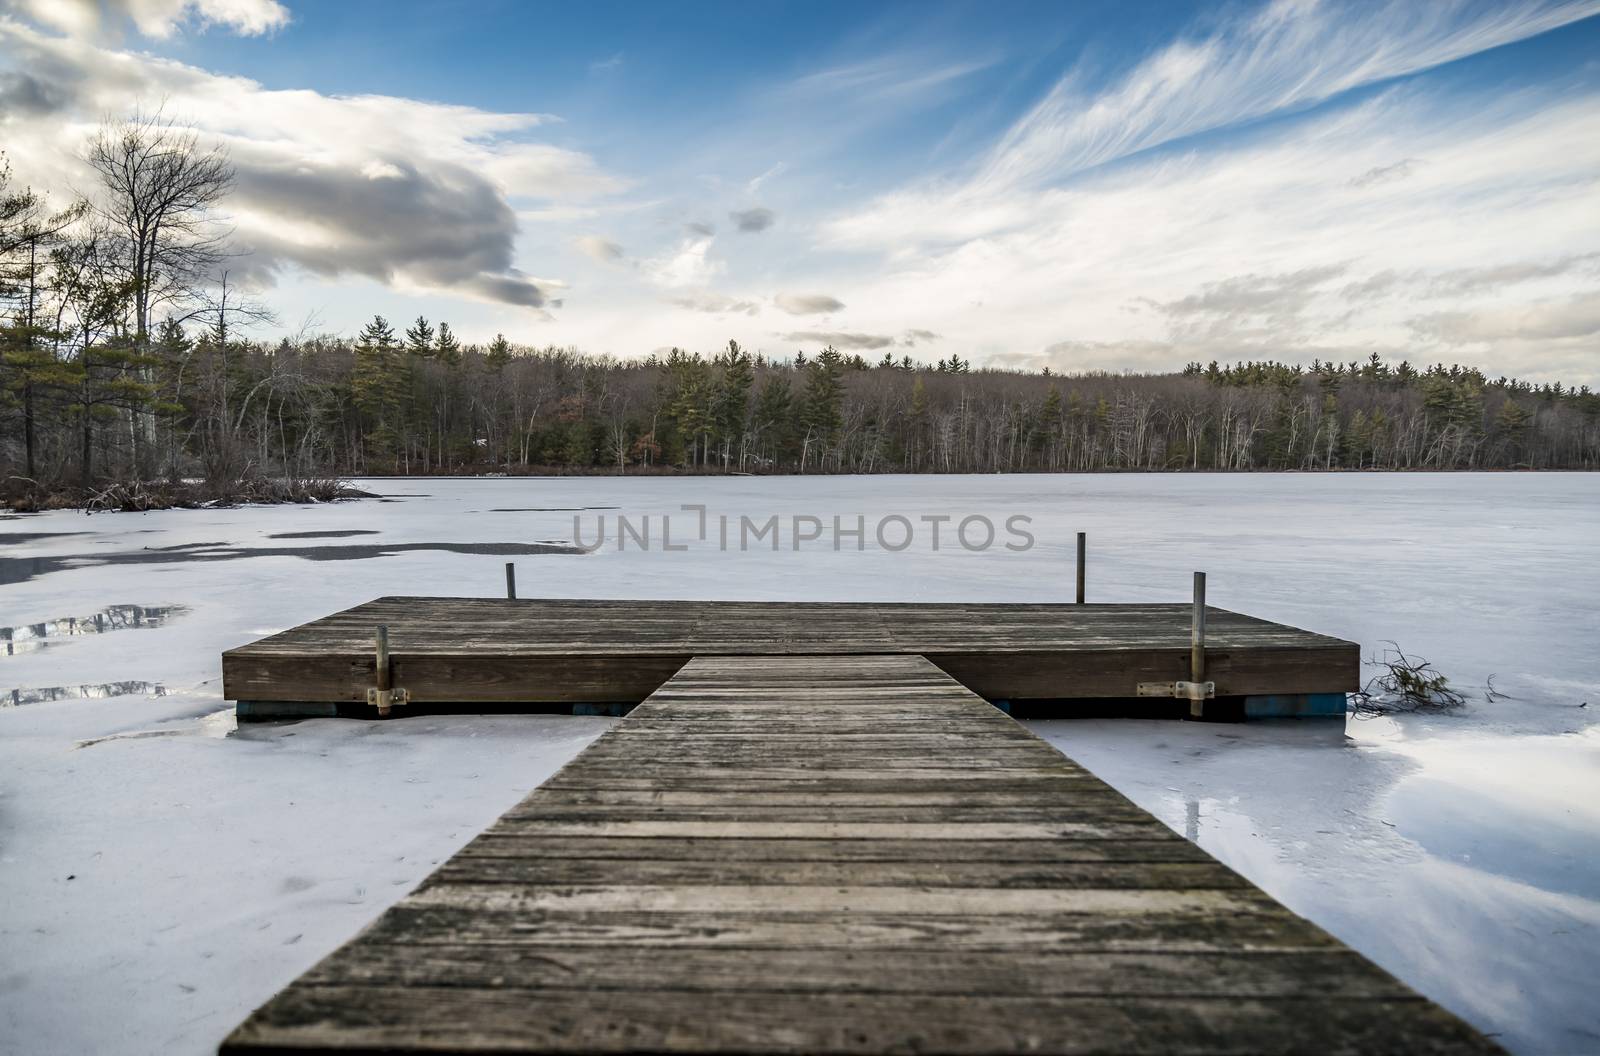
[[4, 113, 1598, 506]]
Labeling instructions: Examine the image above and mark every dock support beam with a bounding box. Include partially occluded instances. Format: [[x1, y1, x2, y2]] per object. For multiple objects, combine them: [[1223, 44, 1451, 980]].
[[505, 562, 517, 600], [1190, 572, 1207, 718], [365, 624, 409, 716], [375, 625, 391, 716], [1076, 532, 1086, 604]]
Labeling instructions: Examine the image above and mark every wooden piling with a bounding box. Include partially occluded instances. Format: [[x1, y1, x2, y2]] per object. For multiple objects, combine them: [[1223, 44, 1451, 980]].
[[1075, 532, 1086, 604], [1190, 572, 1206, 718], [505, 562, 517, 600], [374, 624, 391, 717]]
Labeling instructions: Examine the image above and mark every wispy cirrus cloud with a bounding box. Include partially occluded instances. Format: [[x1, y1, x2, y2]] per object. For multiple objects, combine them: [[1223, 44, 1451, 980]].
[[826, 0, 1600, 249], [784, 84, 1600, 383]]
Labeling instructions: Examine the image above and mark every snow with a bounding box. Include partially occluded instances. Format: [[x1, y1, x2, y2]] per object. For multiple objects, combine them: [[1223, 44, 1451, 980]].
[[2, 473, 1597, 1054]]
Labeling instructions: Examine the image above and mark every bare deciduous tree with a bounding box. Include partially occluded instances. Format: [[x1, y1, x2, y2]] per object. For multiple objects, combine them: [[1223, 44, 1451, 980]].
[[86, 108, 235, 345], [85, 109, 233, 470]]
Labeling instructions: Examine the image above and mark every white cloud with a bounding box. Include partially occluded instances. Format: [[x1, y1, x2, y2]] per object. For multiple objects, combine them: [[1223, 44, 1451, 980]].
[[642, 235, 721, 288], [575, 235, 624, 263], [671, 290, 758, 315], [774, 293, 844, 315], [360, 159, 405, 181], [1412, 291, 1600, 344], [747, 162, 785, 194], [4, 0, 1594, 385], [729, 207, 774, 233], [784, 54, 992, 105], [778, 89, 1600, 383], [825, 0, 1600, 249], [780, 330, 896, 350], [0, 18, 626, 308], [8, 0, 290, 38], [1350, 158, 1418, 188]]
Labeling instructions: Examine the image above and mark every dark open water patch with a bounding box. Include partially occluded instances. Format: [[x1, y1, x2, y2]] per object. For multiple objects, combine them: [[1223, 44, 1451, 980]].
[[2, 604, 190, 655], [266, 530, 381, 539], [0, 541, 584, 585], [0, 532, 89, 545], [5, 681, 168, 707]]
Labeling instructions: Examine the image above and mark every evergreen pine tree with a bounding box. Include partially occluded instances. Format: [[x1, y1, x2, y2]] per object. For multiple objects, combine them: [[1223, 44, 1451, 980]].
[[405, 316, 435, 358], [486, 333, 512, 370], [436, 322, 461, 365], [712, 339, 753, 468], [753, 375, 793, 465], [803, 346, 845, 437], [353, 315, 403, 460]]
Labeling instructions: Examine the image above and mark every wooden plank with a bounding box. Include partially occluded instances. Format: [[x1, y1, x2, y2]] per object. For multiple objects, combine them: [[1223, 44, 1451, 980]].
[[344, 905, 1332, 952], [299, 945, 1412, 998], [223, 654, 1498, 1055], [227, 987, 1495, 1055], [222, 597, 1361, 705]]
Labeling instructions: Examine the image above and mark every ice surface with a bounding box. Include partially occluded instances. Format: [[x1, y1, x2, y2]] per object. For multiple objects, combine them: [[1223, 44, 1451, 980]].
[[1, 473, 1596, 1054]]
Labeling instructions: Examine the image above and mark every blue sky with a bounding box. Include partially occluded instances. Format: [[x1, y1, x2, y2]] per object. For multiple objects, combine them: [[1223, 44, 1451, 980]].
[[2, 0, 1598, 381]]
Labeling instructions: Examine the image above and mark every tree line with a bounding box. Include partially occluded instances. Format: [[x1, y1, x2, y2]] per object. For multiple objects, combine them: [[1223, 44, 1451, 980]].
[[3, 115, 1598, 497]]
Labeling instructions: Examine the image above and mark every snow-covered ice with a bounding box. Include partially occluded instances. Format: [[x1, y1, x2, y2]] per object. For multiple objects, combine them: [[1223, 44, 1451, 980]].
[[2, 473, 1596, 1054]]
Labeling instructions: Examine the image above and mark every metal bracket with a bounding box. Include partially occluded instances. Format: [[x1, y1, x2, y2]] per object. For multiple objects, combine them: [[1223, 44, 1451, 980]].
[[1136, 680, 1215, 701], [366, 686, 411, 716]]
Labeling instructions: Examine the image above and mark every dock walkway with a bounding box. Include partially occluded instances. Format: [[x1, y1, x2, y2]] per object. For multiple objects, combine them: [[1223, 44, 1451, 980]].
[[224, 654, 1497, 1054], [223, 598, 1358, 713]]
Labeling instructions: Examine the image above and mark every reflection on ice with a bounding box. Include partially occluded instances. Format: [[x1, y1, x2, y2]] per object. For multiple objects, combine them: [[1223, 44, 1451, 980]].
[[1382, 729, 1600, 901], [5, 680, 168, 707], [1031, 716, 1600, 1053], [1, 603, 190, 655]]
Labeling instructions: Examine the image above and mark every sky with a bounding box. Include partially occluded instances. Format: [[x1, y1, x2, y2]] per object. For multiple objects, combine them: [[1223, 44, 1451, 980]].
[[1, 0, 1598, 383]]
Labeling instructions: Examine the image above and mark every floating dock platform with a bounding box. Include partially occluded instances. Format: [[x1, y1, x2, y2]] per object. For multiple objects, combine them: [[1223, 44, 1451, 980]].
[[223, 598, 1358, 719], [223, 652, 1498, 1054]]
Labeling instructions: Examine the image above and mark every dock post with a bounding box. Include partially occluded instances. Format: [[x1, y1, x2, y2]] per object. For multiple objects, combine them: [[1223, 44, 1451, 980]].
[[1076, 532, 1086, 604], [505, 562, 517, 600], [374, 625, 392, 717], [1190, 572, 1206, 718]]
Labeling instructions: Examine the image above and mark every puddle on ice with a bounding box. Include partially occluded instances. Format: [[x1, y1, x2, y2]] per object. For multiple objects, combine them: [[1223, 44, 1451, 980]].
[[74, 706, 237, 748], [2, 604, 190, 655], [266, 530, 381, 539], [0, 540, 584, 585], [1381, 728, 1600, 901], [5, 680, 168, 707]]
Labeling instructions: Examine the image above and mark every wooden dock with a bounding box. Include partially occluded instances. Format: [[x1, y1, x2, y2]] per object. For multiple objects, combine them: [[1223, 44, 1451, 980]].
[[223, 654, 1498, 1054], [223, 598, 1358, 715]]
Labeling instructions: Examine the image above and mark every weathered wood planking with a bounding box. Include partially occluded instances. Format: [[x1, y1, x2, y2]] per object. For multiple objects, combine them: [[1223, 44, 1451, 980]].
[[222, 598, 1358, 705], [223, 655, 1498, 1055]]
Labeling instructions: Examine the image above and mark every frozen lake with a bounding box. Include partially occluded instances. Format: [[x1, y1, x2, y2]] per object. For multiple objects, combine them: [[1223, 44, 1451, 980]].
[[2, 473, 1597, 1054]]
